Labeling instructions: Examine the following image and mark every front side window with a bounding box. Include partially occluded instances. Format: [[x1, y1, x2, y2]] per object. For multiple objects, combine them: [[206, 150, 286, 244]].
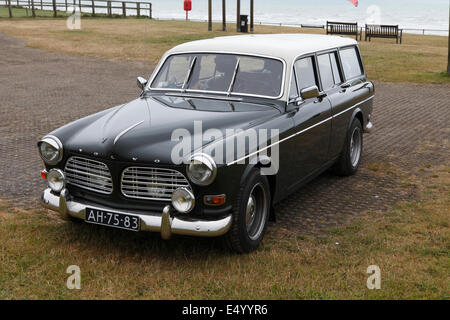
[[151, 53, 283, 98], [339, 47, 363, 80], [294, 57, 317, 91]]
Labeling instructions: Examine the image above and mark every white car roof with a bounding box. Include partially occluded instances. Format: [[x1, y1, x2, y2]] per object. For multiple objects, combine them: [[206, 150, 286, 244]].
[[167, 33, 358, 62]]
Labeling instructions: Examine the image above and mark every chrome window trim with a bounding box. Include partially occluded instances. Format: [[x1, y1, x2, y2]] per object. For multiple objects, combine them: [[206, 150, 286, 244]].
[[121, 166, 193, 201], [227, 95, 374, 166], [286, 44, 365, 105], [147, 51, 287, 100]]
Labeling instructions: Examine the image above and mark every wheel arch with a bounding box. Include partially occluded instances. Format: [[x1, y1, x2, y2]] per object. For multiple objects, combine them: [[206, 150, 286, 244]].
[[349, 107, 364, 130], [239, 156, 277, 221]]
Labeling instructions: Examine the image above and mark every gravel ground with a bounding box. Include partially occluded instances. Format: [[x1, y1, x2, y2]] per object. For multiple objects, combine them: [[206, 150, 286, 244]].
[[0, 32, 449, 235]]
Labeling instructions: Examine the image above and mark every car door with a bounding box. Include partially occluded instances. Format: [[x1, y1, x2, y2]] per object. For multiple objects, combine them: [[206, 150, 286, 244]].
[[286, 55, 332, 190], [328, 45, 373, 158], [316, 50, 346, 160]]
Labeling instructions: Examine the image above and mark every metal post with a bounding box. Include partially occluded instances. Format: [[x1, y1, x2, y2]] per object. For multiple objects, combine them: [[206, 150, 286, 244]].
[[250, 0, 254, 32], [107, 0, 111, 17], [26, 0, 29, 16], [52, 0, 56, 17], [78, 0, 81, 14], [122, 1, 125, 17], [149, 2, 151, 18], [31, 0, 35, 17], [208, 0, 212, 31], [222, 0, 226, 31], [447, 1, 450, 75], [40, 0, 42, 10], [91, 0, 94, 15], [236, 0, 240, 32], [8, 0, 12, 18], [136, 2, 140, 17], [65, 0, 67, 11]]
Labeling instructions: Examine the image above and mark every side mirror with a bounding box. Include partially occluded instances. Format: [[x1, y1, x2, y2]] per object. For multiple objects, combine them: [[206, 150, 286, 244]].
[[137, 76, 148, 91], [300, 85, 320, 100]]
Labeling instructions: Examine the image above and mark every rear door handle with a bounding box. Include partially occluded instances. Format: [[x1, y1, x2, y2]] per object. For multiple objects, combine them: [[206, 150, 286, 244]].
[[339, 82, 351, 93]]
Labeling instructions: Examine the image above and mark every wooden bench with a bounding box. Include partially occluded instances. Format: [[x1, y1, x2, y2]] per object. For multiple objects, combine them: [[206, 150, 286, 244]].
[[326, 21, 361, 41], [365, 24, 403, 44]]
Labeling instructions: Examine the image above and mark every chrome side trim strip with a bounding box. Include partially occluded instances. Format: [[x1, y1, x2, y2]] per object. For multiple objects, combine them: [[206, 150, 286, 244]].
[[227, 116, 332, 166], [333, 95, 374, 118], [113, 120, 144, 145], [226, 95, 374, 166]]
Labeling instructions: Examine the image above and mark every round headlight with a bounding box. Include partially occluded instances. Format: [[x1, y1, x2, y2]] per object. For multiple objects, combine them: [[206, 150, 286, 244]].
[[38, 135, 63, 165], [171, 188, 195, 213], [47, 169, 66, 193], [186, 153, 217, 186]]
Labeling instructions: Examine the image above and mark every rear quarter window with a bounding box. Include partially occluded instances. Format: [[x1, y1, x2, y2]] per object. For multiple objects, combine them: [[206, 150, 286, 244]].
[[339, 47, 363, 80]]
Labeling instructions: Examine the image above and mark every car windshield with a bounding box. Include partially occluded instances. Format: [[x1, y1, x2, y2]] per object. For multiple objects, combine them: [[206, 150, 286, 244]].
[[150, 53, 283, 98]]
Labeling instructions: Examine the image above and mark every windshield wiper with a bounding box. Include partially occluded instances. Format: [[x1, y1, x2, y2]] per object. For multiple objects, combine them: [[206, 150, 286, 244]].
[[164, 92, 243, 102], [182, 56, 197, 92], [227, 58, 240, 96]]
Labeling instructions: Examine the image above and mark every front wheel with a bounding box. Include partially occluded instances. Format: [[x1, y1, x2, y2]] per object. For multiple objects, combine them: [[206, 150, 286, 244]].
[[333, 117, 363, 176], [225, 169, 271, 253]]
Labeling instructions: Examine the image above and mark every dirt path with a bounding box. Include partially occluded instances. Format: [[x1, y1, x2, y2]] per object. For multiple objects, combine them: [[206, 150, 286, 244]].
[[1, 32, 449, 235]]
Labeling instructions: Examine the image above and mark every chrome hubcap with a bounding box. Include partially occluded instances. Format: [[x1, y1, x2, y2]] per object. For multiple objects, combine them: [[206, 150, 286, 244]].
[[246, 195, 256, 228], [350, 127, 361, 167], [245, 183, 268, 240]]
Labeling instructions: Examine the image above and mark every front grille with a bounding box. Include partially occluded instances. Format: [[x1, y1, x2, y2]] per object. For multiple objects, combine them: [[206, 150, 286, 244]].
[[64, 156, 113, 195], [121, 167, 192, 201]]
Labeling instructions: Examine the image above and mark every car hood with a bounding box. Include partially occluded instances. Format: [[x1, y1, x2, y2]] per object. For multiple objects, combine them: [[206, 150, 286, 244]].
[[56, 95, 281, 164]]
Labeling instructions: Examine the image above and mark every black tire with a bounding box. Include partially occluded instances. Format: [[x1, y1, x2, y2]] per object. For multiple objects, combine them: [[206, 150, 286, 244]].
[[333, 117, 363, 176], [225, 168, 271, 253]]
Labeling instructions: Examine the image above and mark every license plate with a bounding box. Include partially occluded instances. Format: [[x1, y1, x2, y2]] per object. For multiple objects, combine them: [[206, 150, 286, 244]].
[[85, 207, 140, 231]]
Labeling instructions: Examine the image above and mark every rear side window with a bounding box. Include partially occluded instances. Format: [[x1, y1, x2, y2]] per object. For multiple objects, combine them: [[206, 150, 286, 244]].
[[294, 57, 317, 91], [318, 52, 343, 90], [330, 53, 342, 85], [339, 47, 363, 79], [317, 54, 334, 90]]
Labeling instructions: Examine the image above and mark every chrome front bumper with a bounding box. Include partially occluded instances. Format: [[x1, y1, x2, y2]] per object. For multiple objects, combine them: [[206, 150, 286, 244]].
[[40, 188, 232, 239]]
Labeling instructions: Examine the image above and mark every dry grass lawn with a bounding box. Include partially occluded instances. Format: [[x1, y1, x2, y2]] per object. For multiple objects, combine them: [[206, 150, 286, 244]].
[[0, 16, 449, 84]]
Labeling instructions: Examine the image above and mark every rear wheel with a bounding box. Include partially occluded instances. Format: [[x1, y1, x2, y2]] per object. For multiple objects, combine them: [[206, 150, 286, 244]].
[[333, 118, 363, 176], [225, 169, 271, 253]]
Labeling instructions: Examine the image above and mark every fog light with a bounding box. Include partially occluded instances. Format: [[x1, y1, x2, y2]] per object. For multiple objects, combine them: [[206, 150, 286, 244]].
[[204, 194, 226, 206], [171, 188, 195, 213], [41, 169, 47, 180], [47, 169, 66, 193]]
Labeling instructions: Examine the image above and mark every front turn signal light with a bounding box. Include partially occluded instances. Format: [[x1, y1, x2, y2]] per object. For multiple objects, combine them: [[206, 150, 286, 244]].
[[203, 194, 226, 206]]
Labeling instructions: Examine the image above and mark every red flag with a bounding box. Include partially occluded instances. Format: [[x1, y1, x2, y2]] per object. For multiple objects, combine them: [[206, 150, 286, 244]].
[[347, 0, 358, 7]]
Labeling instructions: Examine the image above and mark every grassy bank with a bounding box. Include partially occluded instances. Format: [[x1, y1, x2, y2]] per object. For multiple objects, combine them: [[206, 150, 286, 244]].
[[0, 16, 449, 84], [0, 165, 448, 299]]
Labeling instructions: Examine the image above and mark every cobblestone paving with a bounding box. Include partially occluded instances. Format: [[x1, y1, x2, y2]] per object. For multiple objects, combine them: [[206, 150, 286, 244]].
[[1, 33, 449, 236]]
